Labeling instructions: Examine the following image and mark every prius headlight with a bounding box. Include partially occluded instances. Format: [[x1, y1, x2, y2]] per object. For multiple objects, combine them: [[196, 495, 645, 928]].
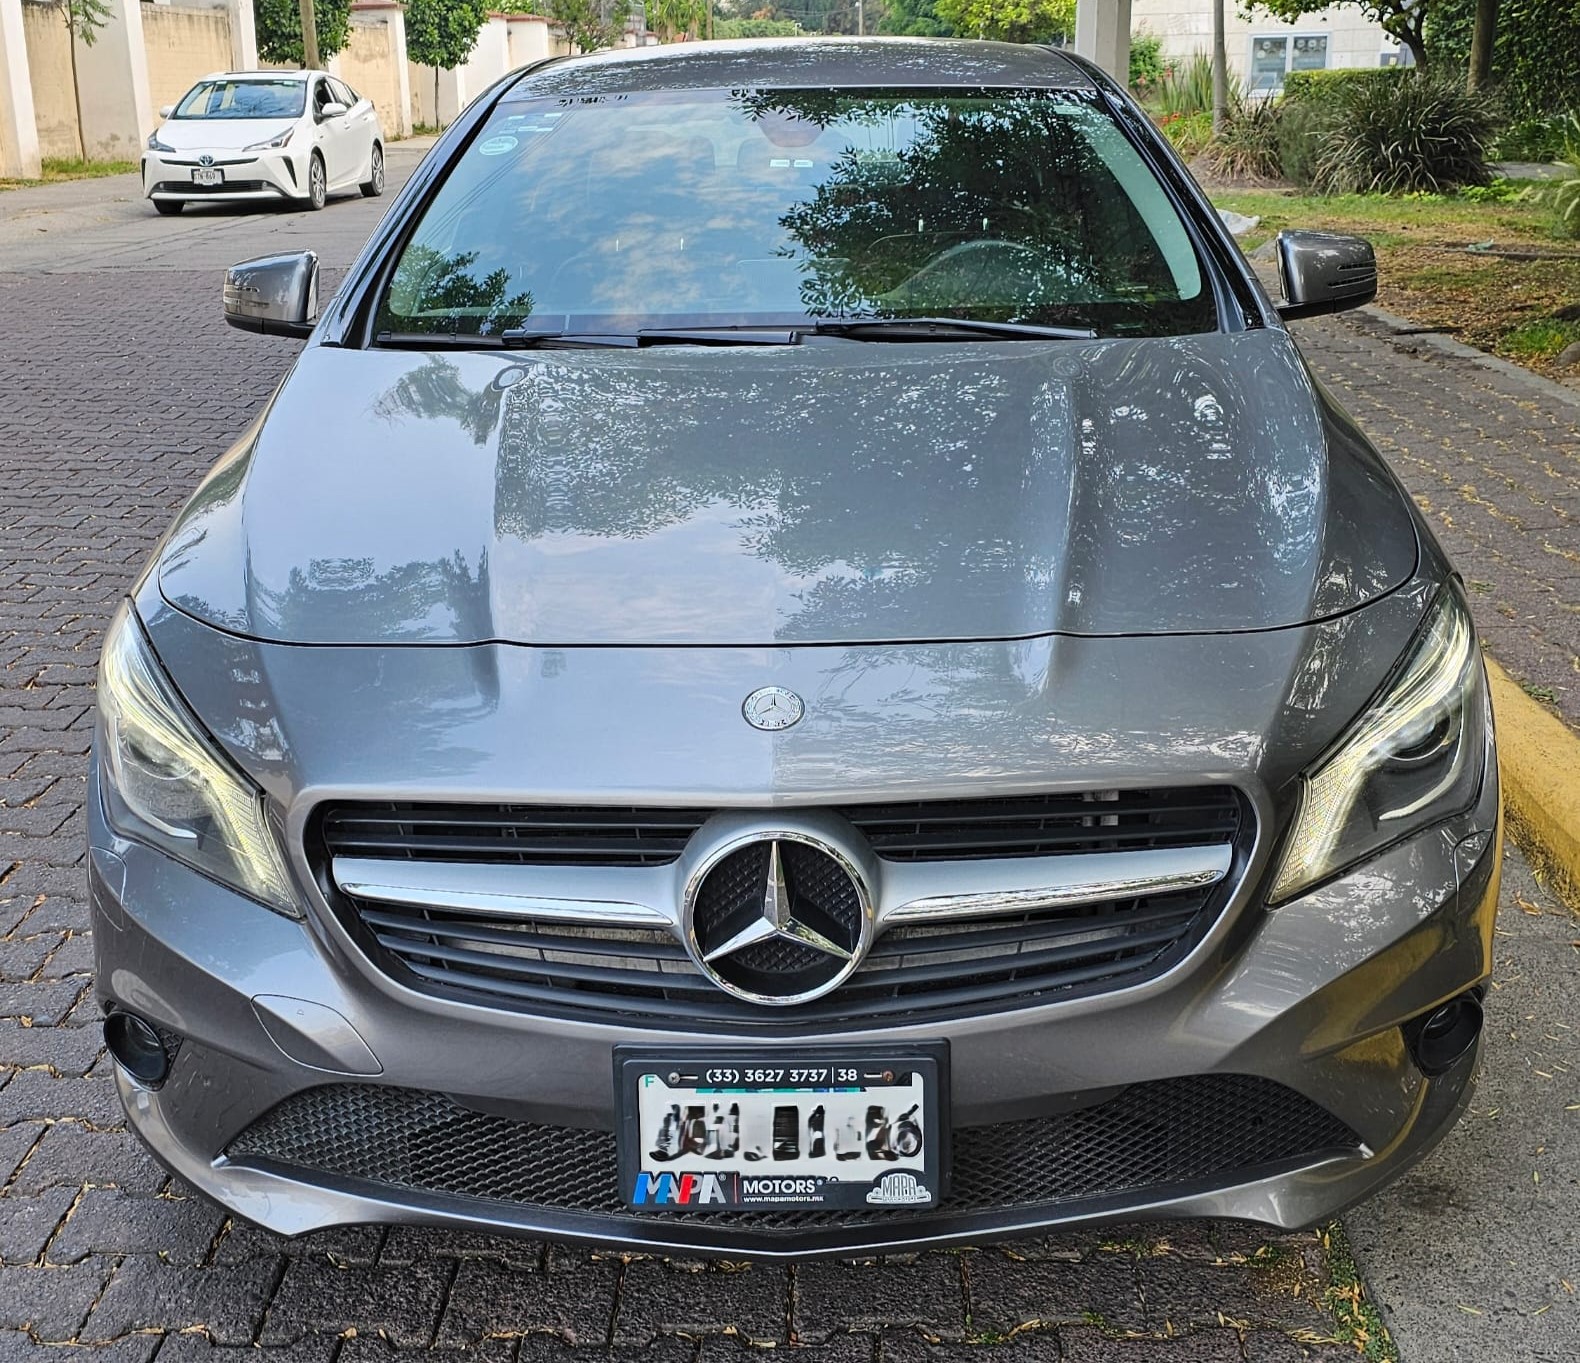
[[97, 603, 298, 916], [1271, 584, 1488, 904], [146, 132, 176, 153], [243, 128, 295, 151]]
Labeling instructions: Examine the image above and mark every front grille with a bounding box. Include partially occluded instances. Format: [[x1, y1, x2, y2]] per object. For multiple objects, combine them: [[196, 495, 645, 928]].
[[844, 787, 1243, 861], [320, 788, 1242, 868], [226, 1075, 1359, 1232], [321, 803, 713, 867], [346, 882, 1227, 1030], [154, 179, 273, 194], [319, 789, 1249, 1029]]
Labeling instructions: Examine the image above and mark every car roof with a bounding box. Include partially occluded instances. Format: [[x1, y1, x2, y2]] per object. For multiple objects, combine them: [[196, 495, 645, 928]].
[[506, 37, 1095, 99], [198, 69, 319, 82]]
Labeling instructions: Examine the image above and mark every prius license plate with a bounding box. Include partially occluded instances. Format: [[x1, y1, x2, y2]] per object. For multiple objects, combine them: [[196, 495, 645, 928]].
[[616, 1048, 946, 1212], [191, 168, 222, 187]]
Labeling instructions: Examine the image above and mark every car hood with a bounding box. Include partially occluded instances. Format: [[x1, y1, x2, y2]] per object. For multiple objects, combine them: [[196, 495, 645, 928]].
[[157, 330, 1418, 646], [155, 119, 297, 152]]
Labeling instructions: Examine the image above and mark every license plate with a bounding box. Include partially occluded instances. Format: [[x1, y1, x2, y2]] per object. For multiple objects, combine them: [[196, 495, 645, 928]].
[[191, 168, 222, 187], [616, 1048, 946, 1212]]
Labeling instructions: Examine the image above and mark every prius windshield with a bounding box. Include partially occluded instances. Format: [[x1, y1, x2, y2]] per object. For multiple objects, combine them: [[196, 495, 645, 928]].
[[174, 78, 306, 120], [374, 87, 1217, 340]]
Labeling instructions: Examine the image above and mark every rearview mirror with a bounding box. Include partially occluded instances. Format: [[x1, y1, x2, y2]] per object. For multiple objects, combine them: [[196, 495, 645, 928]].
[[320, 101, 348, 119], [1275, 230, 1377, 321], [158, 104, 174, 119], [223, 251, 319, 339]]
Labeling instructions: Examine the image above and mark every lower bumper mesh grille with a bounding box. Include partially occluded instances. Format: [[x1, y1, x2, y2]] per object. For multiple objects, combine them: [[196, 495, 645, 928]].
[[227, 1075, 1358, 1231]]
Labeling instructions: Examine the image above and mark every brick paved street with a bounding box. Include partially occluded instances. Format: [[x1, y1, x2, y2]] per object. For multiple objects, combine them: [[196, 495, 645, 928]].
[[1, 164, 1577, 1363]]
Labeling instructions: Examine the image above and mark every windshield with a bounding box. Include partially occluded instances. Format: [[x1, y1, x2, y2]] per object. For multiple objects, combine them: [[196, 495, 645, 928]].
[[174, 78, 306, 120], [374, 87, 1217, 341]]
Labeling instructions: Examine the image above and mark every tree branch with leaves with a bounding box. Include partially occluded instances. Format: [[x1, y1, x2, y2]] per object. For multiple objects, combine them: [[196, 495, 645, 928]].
[[1248, 0, 1434, 68]]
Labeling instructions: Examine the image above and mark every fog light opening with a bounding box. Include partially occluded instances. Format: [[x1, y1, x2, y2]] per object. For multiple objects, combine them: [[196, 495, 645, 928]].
[[104, 1012, 171, 1087], [1408, 994, 1484, 1077]]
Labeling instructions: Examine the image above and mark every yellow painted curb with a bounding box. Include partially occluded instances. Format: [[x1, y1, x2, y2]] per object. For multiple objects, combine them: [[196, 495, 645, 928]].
[[1485, 657, 1580, 903]]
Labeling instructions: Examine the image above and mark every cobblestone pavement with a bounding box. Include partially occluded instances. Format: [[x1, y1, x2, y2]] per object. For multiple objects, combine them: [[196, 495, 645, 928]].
[[1293, 311, 1580, 731], [2, 176, 1574, 1363]]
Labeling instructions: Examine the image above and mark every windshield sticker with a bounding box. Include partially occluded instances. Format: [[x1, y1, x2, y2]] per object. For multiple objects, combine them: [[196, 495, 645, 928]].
[[476, 135, 519, 157]]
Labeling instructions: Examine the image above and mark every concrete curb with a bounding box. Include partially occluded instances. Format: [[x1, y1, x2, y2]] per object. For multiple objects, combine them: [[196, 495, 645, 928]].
[[1357, 303, 1580, 412], [1485, 657, 1580, 904]]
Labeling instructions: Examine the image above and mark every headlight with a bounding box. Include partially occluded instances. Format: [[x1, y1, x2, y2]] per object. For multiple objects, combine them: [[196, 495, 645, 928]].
[[147, 133, 176, 153], [243, 128, 294, 151], [1270, 583, 1488, 904], [97, 603, 298, 916]]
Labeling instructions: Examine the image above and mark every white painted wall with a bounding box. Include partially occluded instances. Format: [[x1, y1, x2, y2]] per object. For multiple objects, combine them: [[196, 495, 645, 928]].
[[1130, 0, 1398, 91], [0, 0, 41, 176]]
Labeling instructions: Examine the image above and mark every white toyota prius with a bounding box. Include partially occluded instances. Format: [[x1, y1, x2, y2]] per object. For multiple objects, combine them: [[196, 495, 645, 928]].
[[142, 70, 383, 215]]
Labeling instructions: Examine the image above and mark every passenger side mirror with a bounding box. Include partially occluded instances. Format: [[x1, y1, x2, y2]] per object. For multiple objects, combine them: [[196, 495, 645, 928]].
[[320, 101, 348, 119], [158, 104, 174, 119], [1275, 230, 1377, 321], [223, 251, 319, 339]]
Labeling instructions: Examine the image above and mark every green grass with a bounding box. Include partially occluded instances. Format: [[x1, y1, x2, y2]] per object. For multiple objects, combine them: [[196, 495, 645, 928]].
[[0, 156, 138, 190], [1212, 186, 1580, 375], [1322, 1221, 1399, 1362], [1502, 317, 1580, 361]]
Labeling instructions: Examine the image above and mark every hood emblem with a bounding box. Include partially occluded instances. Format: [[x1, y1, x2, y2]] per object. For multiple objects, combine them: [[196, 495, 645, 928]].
[[683, 834, 870, 1004], [198, 153, 215, 166], [742, 686, 803, 731]]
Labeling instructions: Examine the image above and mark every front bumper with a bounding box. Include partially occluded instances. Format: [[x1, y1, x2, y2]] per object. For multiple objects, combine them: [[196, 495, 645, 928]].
[[141, 149, 302, 204], [91, 756, 1500, 1258]]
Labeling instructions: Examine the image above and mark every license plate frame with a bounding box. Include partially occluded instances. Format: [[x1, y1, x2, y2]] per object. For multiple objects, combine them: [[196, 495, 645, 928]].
[[614, 1045, 949, 1213], [191, 167, 223, 187]]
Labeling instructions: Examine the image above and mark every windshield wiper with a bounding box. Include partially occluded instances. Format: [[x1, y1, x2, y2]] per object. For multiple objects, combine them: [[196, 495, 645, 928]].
[[499, 326, 801, 348], [808, 317, 1098, 342]]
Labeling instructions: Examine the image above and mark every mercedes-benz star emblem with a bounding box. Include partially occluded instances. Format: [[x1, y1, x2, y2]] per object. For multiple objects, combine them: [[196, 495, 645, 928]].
[[742, 686, 803, 732], [683, 834, 871, 1005]]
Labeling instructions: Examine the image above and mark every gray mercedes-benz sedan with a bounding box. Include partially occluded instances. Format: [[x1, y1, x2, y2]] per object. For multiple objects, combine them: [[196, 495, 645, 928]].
[[90, 38, 1500, 1257]]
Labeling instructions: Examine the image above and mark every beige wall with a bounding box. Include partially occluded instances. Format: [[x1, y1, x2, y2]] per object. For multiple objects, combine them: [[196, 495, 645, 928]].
[[338, 10, 404, 133], [142, 5, 231, 115], [21, 0, 77, 158]]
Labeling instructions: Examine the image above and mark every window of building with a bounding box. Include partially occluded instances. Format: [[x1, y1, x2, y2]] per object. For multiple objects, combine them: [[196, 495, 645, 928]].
[[1249, 33, 1329, 94]]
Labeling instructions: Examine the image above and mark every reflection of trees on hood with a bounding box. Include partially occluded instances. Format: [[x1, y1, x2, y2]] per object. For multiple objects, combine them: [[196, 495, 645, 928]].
[[384, 245, 533, 336], [374, 356, 504, 446]]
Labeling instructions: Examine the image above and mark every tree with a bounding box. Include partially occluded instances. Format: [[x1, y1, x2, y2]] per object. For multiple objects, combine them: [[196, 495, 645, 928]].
[[1427, 0, 1580, 116], [931, 0, 1071, 43], [406, 0, 490, 128], [546, 0, 631, 51], [51, 0, 111, 159], [1466, 0, 1499, 87], [877, 0, 953, 36], [254, 0, 352, 66], [650, 0, 707, 38], [1249, 0, 1433, 68]]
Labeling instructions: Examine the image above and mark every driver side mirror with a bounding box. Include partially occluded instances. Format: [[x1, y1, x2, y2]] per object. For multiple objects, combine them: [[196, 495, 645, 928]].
[[320, 101, 348, 119], [1275, 230, 1377, 321], [158, 104, 174, 119], [223, 251, 319, 339]]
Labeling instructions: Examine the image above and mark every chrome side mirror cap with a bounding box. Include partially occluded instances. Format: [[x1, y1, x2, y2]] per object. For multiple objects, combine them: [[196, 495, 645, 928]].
[[1275, 230, 1377, 321], [223, 251, 319, 339]]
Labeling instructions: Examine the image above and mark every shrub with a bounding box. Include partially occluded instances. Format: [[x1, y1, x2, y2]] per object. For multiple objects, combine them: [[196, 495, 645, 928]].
[[1200, 98, 1284, 180], [1427, 0, 1580, 122], [1129, 29, 1166, 99], [1535, 114, 1580, 237], [1313, 73, 1497, 195], [1281, 67, 1405, 106], [1491, 117, 1570, 164], [1156, 53, 1216, 117], [1154, 109, 1214, 161]]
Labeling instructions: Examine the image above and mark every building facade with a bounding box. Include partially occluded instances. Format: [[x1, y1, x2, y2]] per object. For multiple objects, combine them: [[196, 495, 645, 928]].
[[1129, 0, 1401, 94]]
